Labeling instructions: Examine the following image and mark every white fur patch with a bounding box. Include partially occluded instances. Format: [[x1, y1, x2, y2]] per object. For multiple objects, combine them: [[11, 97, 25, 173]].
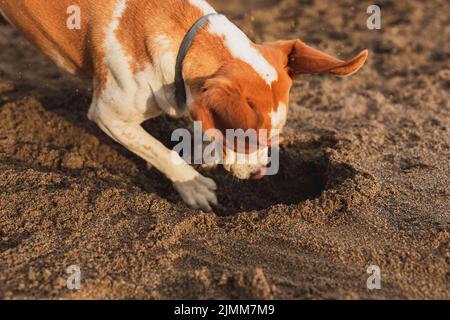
[[270, 102, 287, 129], [153, 35, 176, 82], [94, 0, 151, 122], [189, 0, 216, 14], [51, 49, 76, 74], [147, 34, 181, 117], [207, 15, 278, 86], [103, 0, 132, 89], [94, 0, 181, 124]]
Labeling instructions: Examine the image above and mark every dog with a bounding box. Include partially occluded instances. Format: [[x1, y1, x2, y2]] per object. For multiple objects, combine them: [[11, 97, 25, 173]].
[[0, 0, 368, 211]]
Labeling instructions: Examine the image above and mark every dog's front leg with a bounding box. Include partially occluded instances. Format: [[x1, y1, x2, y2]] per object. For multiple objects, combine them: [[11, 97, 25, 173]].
[[91, 114, 218, 211]]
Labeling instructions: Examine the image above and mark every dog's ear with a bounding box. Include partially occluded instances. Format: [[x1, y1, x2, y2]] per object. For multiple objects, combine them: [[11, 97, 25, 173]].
[[189, 77, 263, 134], [269, 39, 368, 78]]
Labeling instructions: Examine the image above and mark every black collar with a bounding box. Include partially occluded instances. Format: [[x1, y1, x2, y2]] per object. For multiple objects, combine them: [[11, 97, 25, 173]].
[[174, 13, 218, 112]]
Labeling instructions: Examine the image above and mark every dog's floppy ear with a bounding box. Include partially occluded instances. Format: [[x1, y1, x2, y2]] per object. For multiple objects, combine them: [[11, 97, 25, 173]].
[[270, 39, 368, 78], [189, 77, 263, 134]]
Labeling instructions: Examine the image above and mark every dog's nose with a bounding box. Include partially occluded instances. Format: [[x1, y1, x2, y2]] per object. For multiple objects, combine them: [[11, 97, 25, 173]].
[[250, 170, 265, 180]]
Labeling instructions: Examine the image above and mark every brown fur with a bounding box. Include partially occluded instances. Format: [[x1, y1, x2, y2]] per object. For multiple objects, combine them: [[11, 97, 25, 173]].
[[0, 0, 368, 149]]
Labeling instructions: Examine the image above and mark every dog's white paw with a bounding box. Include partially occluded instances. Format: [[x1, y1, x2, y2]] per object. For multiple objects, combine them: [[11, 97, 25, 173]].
[[173, 175, 218, 211]]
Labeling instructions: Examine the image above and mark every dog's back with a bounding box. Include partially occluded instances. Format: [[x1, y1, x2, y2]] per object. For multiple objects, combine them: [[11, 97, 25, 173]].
[[0, 0, 120, 75], [0, 0, 212, 77]]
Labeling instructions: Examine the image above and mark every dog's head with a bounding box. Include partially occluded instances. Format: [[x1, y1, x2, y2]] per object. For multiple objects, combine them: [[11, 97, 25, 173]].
[[189, 39, 368, 179]]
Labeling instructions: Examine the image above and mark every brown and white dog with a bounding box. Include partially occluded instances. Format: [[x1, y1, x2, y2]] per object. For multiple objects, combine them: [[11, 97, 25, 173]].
[[0, 0, 368, 211]]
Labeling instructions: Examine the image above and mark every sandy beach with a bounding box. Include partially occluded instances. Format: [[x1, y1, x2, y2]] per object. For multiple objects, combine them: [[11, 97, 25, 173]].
[[0, 0, 448, 299]]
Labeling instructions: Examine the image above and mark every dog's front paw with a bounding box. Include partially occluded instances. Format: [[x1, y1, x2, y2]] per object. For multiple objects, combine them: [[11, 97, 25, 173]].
[[174, 175, 218, 211]]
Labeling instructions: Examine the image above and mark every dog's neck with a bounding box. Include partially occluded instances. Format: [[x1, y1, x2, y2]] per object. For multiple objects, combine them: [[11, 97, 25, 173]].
[[180, 13, 278, 102], [144, 11, 232, 117], [166, 13, 266, 113], [180, 16, 234, 105]]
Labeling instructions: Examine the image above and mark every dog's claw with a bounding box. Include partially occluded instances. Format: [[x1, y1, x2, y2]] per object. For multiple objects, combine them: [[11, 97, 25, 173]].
[[174, 175, 218, 211]]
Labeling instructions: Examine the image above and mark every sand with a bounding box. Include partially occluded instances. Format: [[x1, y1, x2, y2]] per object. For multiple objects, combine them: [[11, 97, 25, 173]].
[[0, 0, 448, 299]]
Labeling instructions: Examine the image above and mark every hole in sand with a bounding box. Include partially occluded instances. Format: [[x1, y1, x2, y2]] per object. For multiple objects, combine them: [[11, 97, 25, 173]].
[[201, 137, 356, 216], [136, 119, 356, 216]]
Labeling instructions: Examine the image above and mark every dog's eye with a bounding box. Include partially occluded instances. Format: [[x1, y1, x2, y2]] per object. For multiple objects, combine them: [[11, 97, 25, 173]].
[[247, 100, 257, 109]]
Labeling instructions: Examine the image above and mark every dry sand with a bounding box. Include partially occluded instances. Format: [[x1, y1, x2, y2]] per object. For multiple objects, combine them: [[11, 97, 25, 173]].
[[0, 0, 448, 299]]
